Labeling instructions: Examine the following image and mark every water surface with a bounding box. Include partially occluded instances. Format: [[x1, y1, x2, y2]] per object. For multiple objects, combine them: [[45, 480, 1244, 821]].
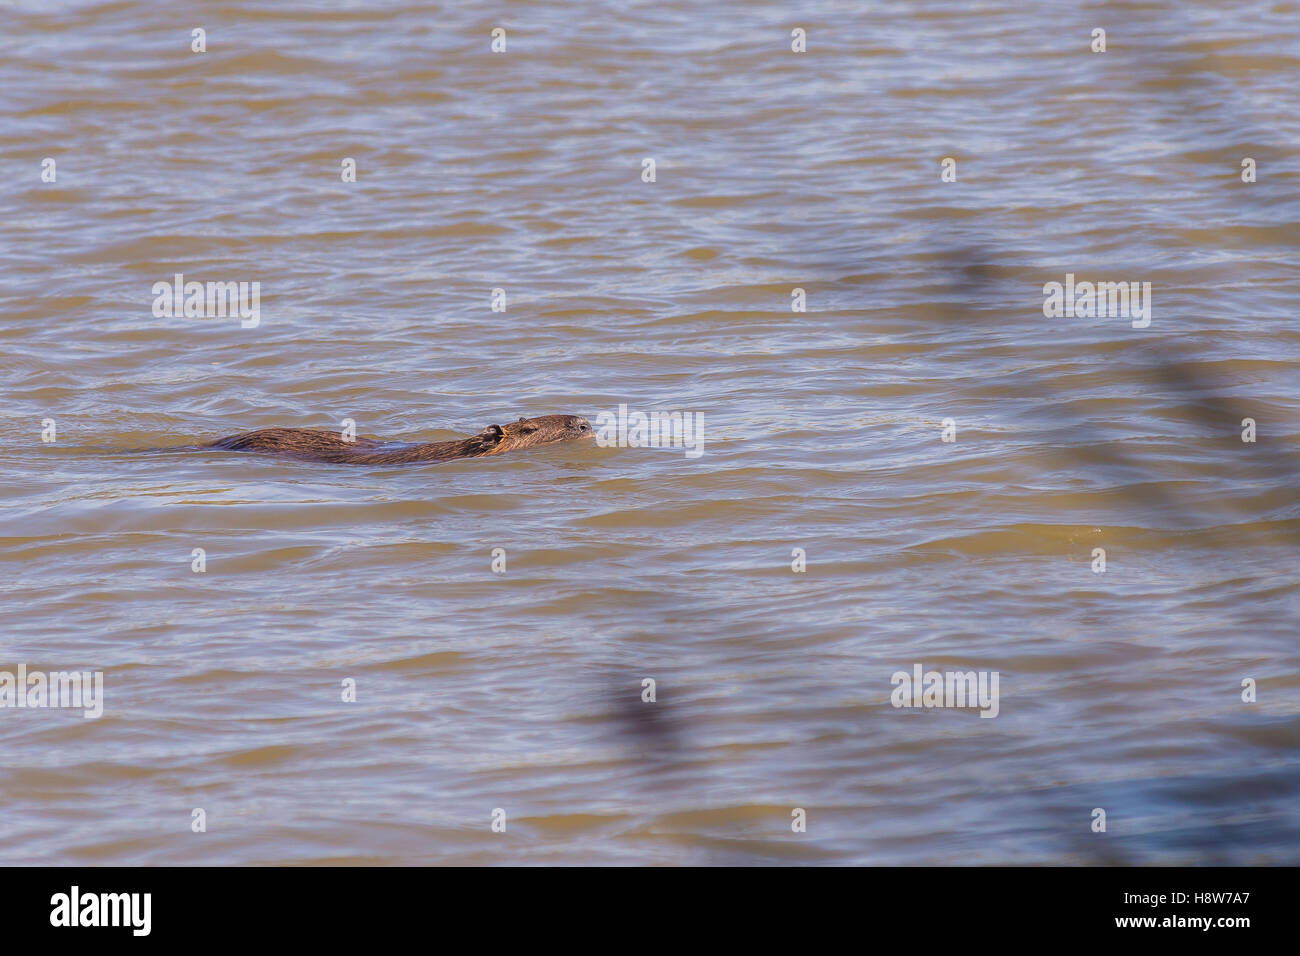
[[1, 0, 1298, 864]]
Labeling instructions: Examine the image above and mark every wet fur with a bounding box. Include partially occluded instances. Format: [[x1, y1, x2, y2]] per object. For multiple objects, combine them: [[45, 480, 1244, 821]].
[[207, 414, 592, 465]]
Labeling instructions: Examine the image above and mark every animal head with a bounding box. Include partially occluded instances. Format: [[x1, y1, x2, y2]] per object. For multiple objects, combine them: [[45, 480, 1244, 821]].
[[477, 414, 593, 452]]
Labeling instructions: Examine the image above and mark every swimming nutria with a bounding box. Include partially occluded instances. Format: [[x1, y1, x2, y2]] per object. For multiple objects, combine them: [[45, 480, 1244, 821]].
[[207, 414, 593, 465]]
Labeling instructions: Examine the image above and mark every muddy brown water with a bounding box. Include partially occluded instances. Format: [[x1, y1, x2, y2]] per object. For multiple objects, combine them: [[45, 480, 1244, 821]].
[[1, 0, 1297, 864]]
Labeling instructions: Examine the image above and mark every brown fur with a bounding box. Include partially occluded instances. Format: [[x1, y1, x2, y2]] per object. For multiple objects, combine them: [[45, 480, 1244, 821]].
[[207, 414, 593, 465]]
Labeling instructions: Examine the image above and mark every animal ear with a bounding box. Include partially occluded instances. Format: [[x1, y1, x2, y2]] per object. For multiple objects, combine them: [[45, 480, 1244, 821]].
[[479, 424, 505, 442], [517, 417, 527, 423]]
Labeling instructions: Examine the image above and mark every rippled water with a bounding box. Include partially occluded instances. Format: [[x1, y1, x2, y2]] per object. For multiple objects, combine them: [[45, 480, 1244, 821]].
[[2, 0, 1298, 865]]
